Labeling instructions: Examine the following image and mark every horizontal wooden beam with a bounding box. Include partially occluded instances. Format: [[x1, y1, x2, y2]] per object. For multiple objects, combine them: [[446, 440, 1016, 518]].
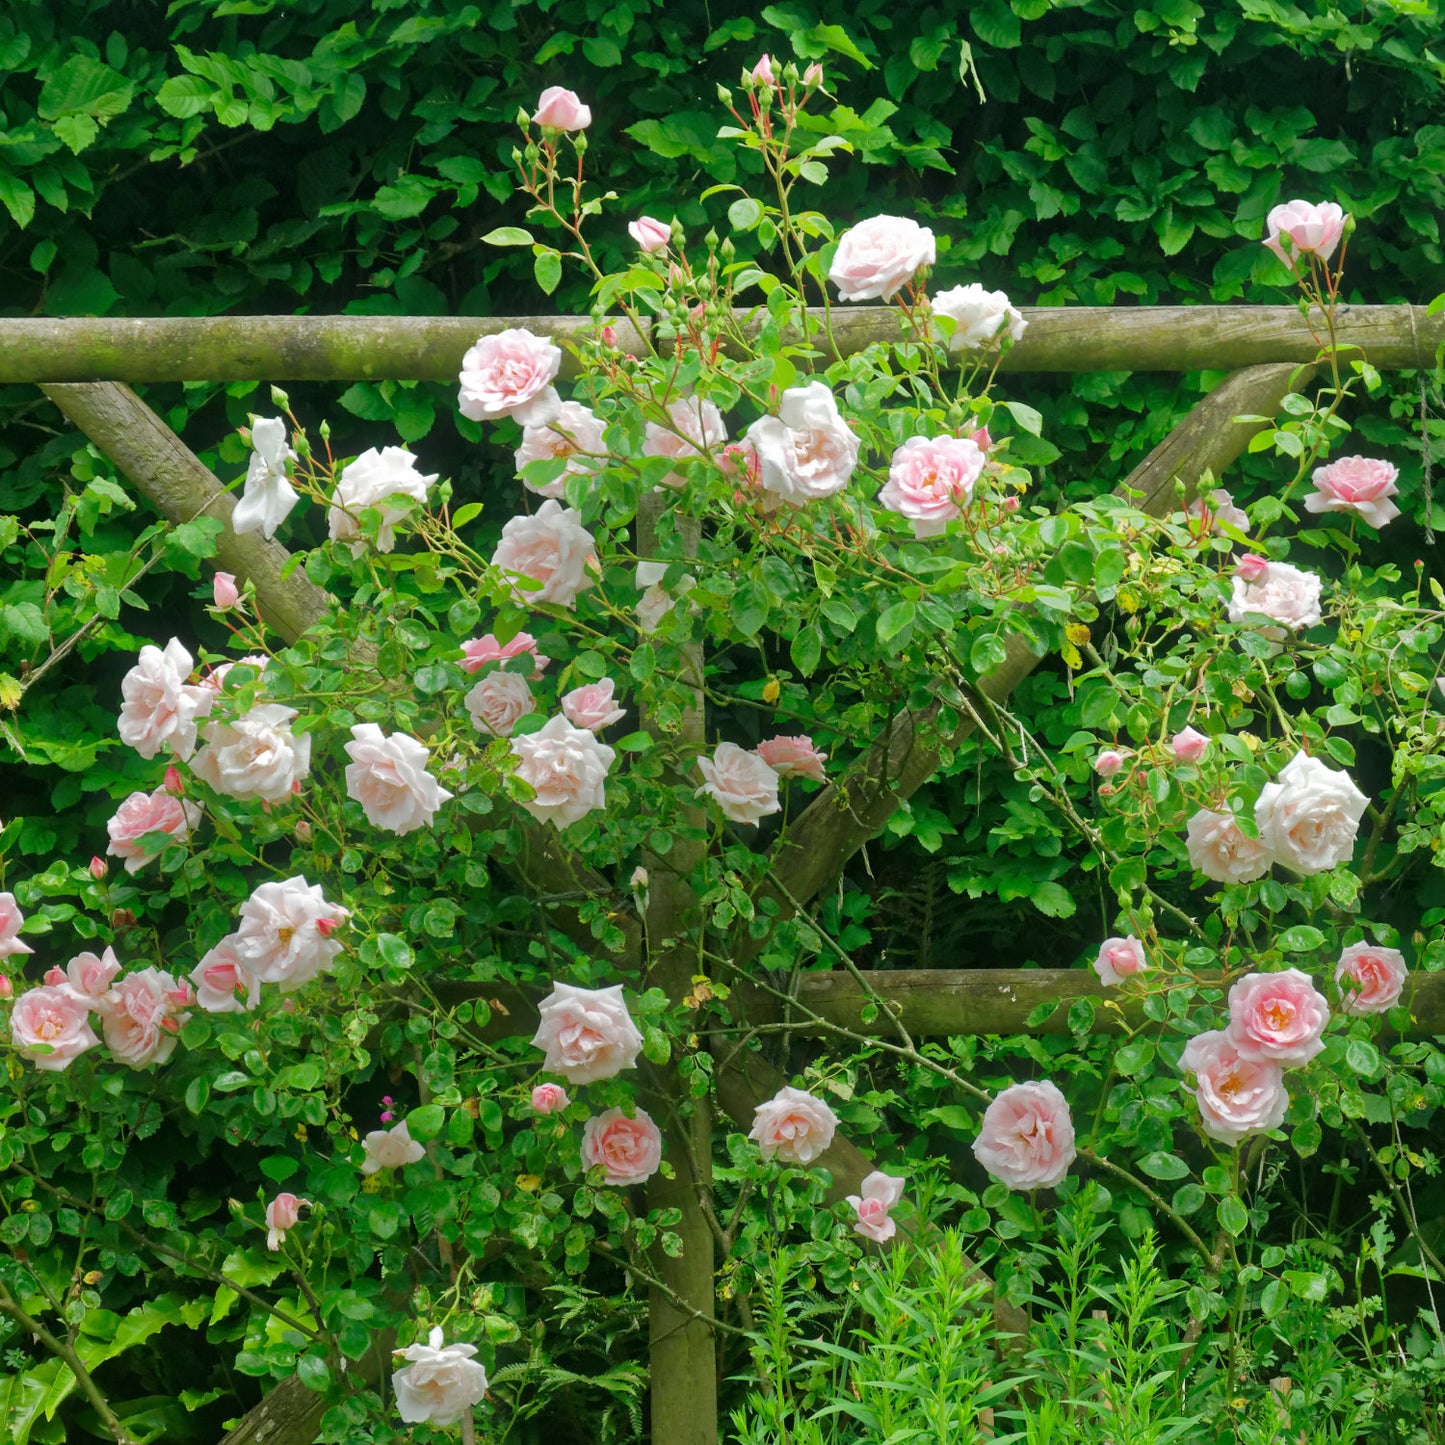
[[1, 304, 1437, 383]]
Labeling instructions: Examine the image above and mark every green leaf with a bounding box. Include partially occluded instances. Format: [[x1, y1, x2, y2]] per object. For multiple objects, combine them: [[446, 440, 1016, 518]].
[[790, 627, 822, 677], [1031, 881, 1076, 919], [728, 197, 764, 231], [1138, 1151, 1191, 1181], [1001, 399, 1043, 435], [876, 599, 915, 645], [481, 226, 534, 246], [1344, 1037, 1380, 1078], [155, 75, 214, 120], [1275, 925, 1325, 952], [1216, 1195, 1249, 1237], [1114, 1039, 1154, 1076], [406, 1103, 445, 1141], [534, 249, 562, 296], [0, 166, 36, 229], [1291, 1118, 1322, 1158]]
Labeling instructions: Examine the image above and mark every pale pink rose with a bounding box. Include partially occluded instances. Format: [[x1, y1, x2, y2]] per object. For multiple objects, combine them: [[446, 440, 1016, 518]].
[[845, 1170, 905, 1244], [213, 572, 240, 609], [199, 654, 269, 695], [531, 1083, 570, 1114], [634, 560, 696, 635], [190, 938, 260, 1013], [750, 1086, 838, 1165], [515, 402, 607, 498], [1226, 969, 1330, 1068], [1181, 1029, 1289, 1143], [510, 715, 616, 828], [117, 639, 213, 762], [561, 678, 626, 732], [971, 1080, 1076, 1191], [232, 876, 349, 992], [1334, 942, 1409, 1016], [1263, 199, 1347, 265], [1304, 456, 1401, 529], [642, 396, 727, 488], [392, 1327, 489, 1428], [459, 632, 550, 678], [930, 283, 1027, 349], [465, 672, 534, 737], [0, 893, 33, 959], [1254, 750, 1367, 876], [532, 86, 591, 131], [329, 446, 438, 554], [232, 416, 299, 540], [10, 985, 101, 1071], [1234, 553, 1269, 583], [1185, 809, 1273, 884], [56, 946, 121, 1003], [491, 499, 597, 609], [1093, 935, 1146, 987], [1228, 561, 1322, 639], [879, 435, 985, 537], [756, 735, 828, 782], [970, 426, 992, 451], [99, 967, 190, 1069], [1171, 726, 1209, 763], [696, 742, 781, 825], [829, 215, 936, 302], [361, 1120, 426, 1174], [749, 53, 776, 87], [192, 703, 311, 805], [745, 382, 860, 505], [581, 1107, 664, 1186], [105, 788, 200, 873], [265, 1192, 310, 1251], [531, 981, 643, 1085], [458, 328, 563, 426], [628, 216, 671, 253], [1187, 488, 1250, 536], [1093, 750, 1125, 778], [343, 724, 453, 834]]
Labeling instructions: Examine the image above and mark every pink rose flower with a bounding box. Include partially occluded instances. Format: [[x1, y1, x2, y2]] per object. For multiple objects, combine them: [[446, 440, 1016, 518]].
[[531, 1083, 570, 1114], [10, 985, 101, 1071], [99, 967, 190, 1069], [1304, 456, 1401, 529], [1228, 561, 1322, 639], [118, 639, 213, 762], [465, 672, 534, 737], [628, 216, 671, 253], [1093, 750, 1125, 778], [232, 416, 299, 541], [106, 787, 200, 873], [561, 678, 626, 732], [931, 284, 1027, 349], [491, 499, 597, 609], [190, 938, 260, 1013], [1235, 553, 1269, 583], [0, 892, 34, 959], [1170, 726, 1209, 763], [1255, 750, 1367, 876], [232, 876, 349, 992], [89, 856, 109, 880], [1263, 199, 1347, 265], [1093, 935, 1146, 986], [1181, 1029, 1289, 1143], [971, 1080, 1076, 1191], [511, 715, 616, 828], [750, 1086, 839, 1165], [634, 560, 696, 635], [845, 1170, 905, 1243], [458, 328, 563, 426], [192, 703, 312, 805], [1226, 969, 1330, 1068], [642, 396, 727, 488], [265, 1191, 310, 1251], [829, 215, 937, 302], [56, 946, 122, 1003], [581, 1107, 664, 1186], [879, 435, 986, 537], [1185, 809, 1273, 884], [362, 1120, 426, 1174], [213, 572, 240, 609], [531, 981, 643, 1085], [745, 381, 860, 505], [328, 446, 438, 554], [343, 724, 453, 835], [1187, 488, 1250, 536], [756, 735, 828, 782], [392, 1327, 489, 1428], [459, 632, 550, 678], [515, 402, 607, 498], [532, 86, 591, 131], [696, 742, 781, 825], [1334, 942, 1408, 1016]]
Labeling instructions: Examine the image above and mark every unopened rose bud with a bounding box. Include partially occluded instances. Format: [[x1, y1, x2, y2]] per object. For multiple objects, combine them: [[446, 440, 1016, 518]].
[[213, 572, 240, 609], [111, 908, 136, 928], [269, 385, 290, 411], [1170, 726, 1209, 763], [969, 426, 992, 451], [1093, 749, 1126, 778], [1002, 495, 1020, 513], [748, 53, 776, 88], [294, 819, 313, 842], [1235, 553, 1269, 582], [316, 915, 340, 938], [163, 766, 184, 795], [89, 855, 108, 880], [630, 866, 649, 892], [0, 974, 11, 999], [600, 324, 617, 346], [804, 63, 824, 89], [44, 966, 66, 986], [531, 1083, 570, 1115]]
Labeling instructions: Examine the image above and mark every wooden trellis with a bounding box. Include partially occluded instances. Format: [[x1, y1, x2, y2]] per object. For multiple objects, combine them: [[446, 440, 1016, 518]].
[[4, 304, 1442, 1445]]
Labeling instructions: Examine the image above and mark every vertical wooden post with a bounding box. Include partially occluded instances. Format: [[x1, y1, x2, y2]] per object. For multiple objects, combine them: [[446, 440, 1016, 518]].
[[637, 492, 717, 1445]]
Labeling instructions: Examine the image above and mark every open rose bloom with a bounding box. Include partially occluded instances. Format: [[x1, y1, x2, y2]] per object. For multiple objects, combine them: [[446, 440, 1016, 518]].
[[1334, 942, 1408, 1015], [1254, 750, 1367, 876], [362, 1120, 426, 1174], [749, 1085, 838, 1165], [972, 1080, 1075, 1190], [106, 787, 201, 873], [1182, 1029, 1289, 1144], [745, 382, 859, 505], [829, 215, 936, 302], [1304, 456, 1401, 529], [1093, 935, 1146, 986], [343, 723, 453, 835], [516, 401, 607, 497], [328, 446, 438, 553], [845, 1170, 906, 1243], [696, 743, 781, 825], [491, 499, 597, 609], [581, 1107, 663, 1186], [459, 327, 562, 425], [510, 715, 616, 828], [531, 981, 643, 1085], [393, 1326, 489, 1427], [10, 985, 101, 1071], [879, 434, 985, 537], [1263, 198, 1347, 265], [1226, 969, 1329, 1068], [99, 967, 191, 1069], [117, 639, 213, 762], [0, 892, 34, 959]]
